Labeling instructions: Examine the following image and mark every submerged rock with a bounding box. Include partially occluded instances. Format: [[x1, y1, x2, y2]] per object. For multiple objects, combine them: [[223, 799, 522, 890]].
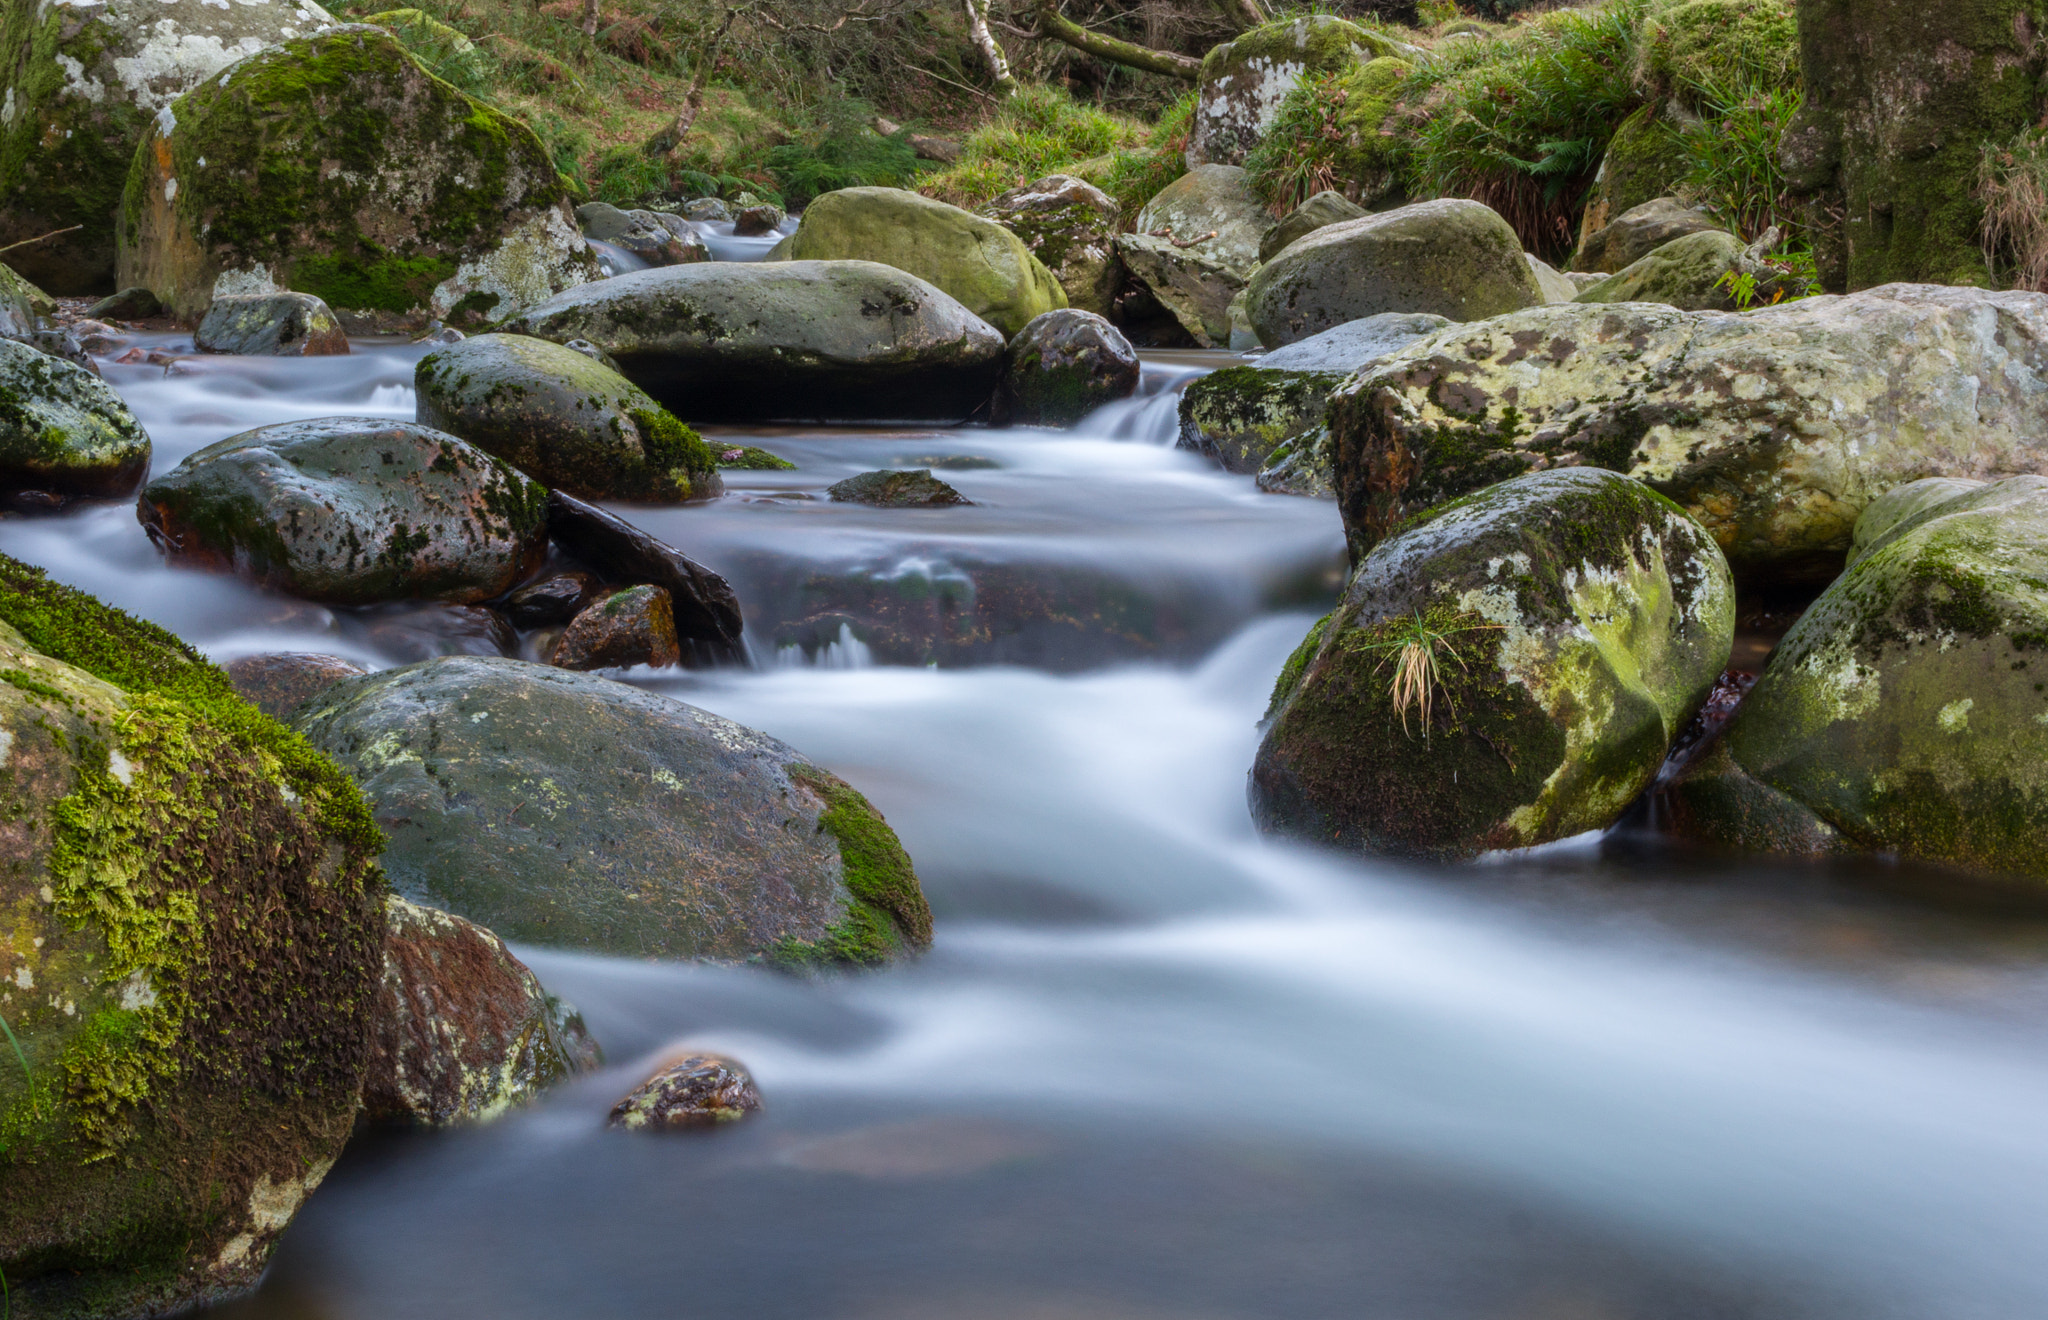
[[828, 469, 973, 508], [363, 896, 598, 1127], [1178, 365, 1344, 476], [732, 203, 784, 237], [195, 292, 350, 356], [1572, 197, 1718, 275], [609, 1054, 761, 1131], [543, 491, 744, 657], [550, 584, 682, 670], [576, 203, 709, 267], [0, 555, 383, 1317], [982, 174, 1122, 316], [1252, 468, 1734, 859], [506, 570, 603, 629], [225, 651, 371, 720], [999, 309, 1140, 427], [138, 418, 548, 606], [0, 339, 153, 510], [500, 260, 1007, 424], [1116, 164, 1268, 347], [415, 333, 721, 503], [292, 656, 934, 964]]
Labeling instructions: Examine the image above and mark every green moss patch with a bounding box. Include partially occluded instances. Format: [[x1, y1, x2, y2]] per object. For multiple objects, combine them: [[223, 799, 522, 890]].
[[777, 765, 932, 969]]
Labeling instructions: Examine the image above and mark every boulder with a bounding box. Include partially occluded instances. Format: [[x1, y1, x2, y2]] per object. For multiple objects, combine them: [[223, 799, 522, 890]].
[[550, 584, 682, 670], [225, 652, 370, 720], [363, 896, 598, 1127], [1573, 197, 1717, 275], [1245, 199, 1543, 348], [1189, 16, 1401, 167], [1663, 476, 2048, 878], [1846, 476, 1989, 565], [0, 339, 152, 511], [784, 187, 1064, 337], [575, 203, 709, 267], [506, 570, 603, 629], [828, 469, 972, 507], [0, 554, 383, 1317], [681, 198, 730, 222], [609, 1054, 761, 1131], [1115, 164, 1268, 347], [84, 287, 161, 322], [1527, 254, 1580, 304], [1259, 190, 1368, 263], [999, 309, 1141, 427], [291, 656, 935, 964], [1572, 229, 1746, 311], [732, 203, 784, 237], [195, 292, 350, 356], [137, 418, 548, 606], [414, 333, 722, 503], [1253, 311, 1449, 373], [117, 26, 596, 322], [499, 260, 1008, 424], [1325, 286, 2048, 580], [0, 265, 54, 334], [982, 174, 1122, 317], [1570, 113, 1692, 260], [1178, 366, 1344, 476], [543, 491, 744, 656], [0, 0, 338, 295], [1252, 468, 1734, 859]]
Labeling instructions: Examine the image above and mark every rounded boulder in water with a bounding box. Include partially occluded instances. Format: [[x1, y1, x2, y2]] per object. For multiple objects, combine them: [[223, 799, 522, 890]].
[[415, 332, 722, 503], [195, 291, 351, 356], [1000, 309, 1139, 427], [550, 584, 682, 671], [1252, 468, 1734, 860], [292, 656, 935, 965], [137, 418, 548, 606], [609, 1054, 762, 1131], [0, 338, 153, 511]]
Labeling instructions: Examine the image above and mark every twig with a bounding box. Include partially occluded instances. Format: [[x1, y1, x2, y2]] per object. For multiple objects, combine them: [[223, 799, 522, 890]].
[[910, 62, 1003, 103], [0, 224, 81, 256]]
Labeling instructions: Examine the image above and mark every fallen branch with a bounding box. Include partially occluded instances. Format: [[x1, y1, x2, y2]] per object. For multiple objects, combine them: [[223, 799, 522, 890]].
[[0, 224, 81, 256], [1030, 0, 1201, 80]]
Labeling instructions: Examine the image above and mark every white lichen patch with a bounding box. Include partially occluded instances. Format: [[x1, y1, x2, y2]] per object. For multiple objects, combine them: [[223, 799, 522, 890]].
[[117, 969, 157, 1009], [1939, 697, 1975, 732], [211, 263, 277, 298], [107, 747, 136, 784], [213, 1159, 336, 1271], [430, 205, 594, 321]]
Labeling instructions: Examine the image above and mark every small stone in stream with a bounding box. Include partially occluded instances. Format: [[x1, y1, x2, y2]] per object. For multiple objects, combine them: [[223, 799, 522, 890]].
[[732, 203, 784, 236], [86, 287, 163, 321], [827, 469, 972, 508], [717, 445, 797, 470], [608, 1054, 763, 1131], [361, 603, 517, 663], [544, 489, 745, 656], [24, 328, 98, 372], [999, 309, 1141, 427], [550, 584, 682, 670], [195, 292, 351, 357], [0, 337, 152, 508], [414, 323, 465, 345], [682, 197, 731, 222], [226, 652, 371, 720], [507, 570, 603, 629]]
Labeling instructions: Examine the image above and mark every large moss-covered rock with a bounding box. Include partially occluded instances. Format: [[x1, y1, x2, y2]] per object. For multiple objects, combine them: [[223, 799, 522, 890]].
[[1115, 164, 1268, 347], [293, 656, 934, 965], [1252, 468, 1733, 859], [1260, 190, 1368, 263], [1190, 16, 1403, 167], [116, 25, 596, 321], [1664, 476, 2048, 878], [982, 174, 1121, 317], [784, 187, 1064, 338], [499, 260, 1008, 424], [138, 418, 548, 605], [999, 309, 1139, 427], [1178, 365, 1344, 476], [1326, 286, 2048, 580], [1245, 199, 1543, 347], [194, 291, 349, 356], [0, 338, 153, 510], [1781, 0, 2044, 290], [415, 333, 721, 503], [1573, 229, 1745, 310], [0, 554, 383, 1318], [1638, 0, 1798, 103], [0, 0, 336, 296], [1323, 56, 1420, 210], [1571, 111, 1692, 260], [1574, 197, 1718, 275]]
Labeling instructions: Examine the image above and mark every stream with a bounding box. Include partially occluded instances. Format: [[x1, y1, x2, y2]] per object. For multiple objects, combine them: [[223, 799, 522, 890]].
[[11, 324, 2048, 1320]]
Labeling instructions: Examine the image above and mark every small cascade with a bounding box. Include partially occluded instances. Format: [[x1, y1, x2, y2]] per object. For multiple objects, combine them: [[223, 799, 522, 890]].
[[773, 622, 875, 670], [587, 238, 649, 277]]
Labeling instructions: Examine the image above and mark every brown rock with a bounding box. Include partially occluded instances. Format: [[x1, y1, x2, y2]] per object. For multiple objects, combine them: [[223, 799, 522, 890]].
[[826, 468, 972, 507], [550, 584, 682, 670], [507, 569, 602, 629], [608, 1054, 762, 1131], [544, 489, 744, 655], [225, 651, 370, 720], [732, 204, 785, 236]]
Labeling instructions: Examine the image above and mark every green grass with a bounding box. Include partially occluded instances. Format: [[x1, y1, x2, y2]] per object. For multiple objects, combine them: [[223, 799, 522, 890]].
[[1673, 78, 1801, 243], [766, 95, 923, 210], [920, 85, 1149, 211]]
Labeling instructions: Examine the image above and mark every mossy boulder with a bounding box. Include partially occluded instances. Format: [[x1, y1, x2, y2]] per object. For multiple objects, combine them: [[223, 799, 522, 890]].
[[1573, 229, 1746, 310], [1245, 199, 1543, 348], [1, 339, 153, 511], [1325, 56, 1420, 210], [414, 333, 721, 504], [0, 0, 337, 296], [999, 309, 1140, 427], [1571, 110, 1692, 258], [116, 25, 596, 322], [982, 174, 1122, 317], [194, 291, 349, 356], [292, 656, 934, 965], [784, 187, 1065, 338], [0, 264, 52, 336], [1178, 365, 1345, 476], [826, 468, 972, 508], [0, 553, 384, 1318], [499, 260, 1008, 424], [1637, 0, 1798, 106], [1663, 475, 2048, 878], [137, 418, 548, 606], [1115, 164, 1269, 348], [1326, 287, 2048, 580], [1260, 190, 1368, 263], [1252, 468, 1734, 859], [1256, 311, 1450, 373], [549, 584, 682, 671], [1190, 16, 1402, 167], [1574, 197, 1718, 275]]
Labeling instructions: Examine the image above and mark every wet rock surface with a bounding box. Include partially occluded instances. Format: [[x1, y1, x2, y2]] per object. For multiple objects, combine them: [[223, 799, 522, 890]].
[[828, 469, 973, 508], [982, 174, 1123, 317], [544, 490, 744, 658], [609, 1054, 762, 1131], [1000, 310, 1140, 427], [732, 203, 785, 237], [550, 583, 682, 670], [1179, 365, 1345, 476], [0, 338, 153, 510], [195, 292, 351, 356], [507, 569, 603, 629], [225, 651, 371, 720]]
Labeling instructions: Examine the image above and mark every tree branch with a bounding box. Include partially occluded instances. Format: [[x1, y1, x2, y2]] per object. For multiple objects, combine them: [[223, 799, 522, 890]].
[[1030, 0, 1200, 80]]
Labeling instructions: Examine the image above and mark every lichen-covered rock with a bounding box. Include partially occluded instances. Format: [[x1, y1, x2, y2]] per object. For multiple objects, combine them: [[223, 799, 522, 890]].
[[544, 491, 743, 657], [550, 584, 681, 670], [1254, 311, 1449, 374], [0, 338, 153, 510], [784, 187, 1064, 338], [1571, 113, 1692, 260], [732, 203, 784, 237], [1178, 366, 1344, 476], [1259, 189, 1367, 263], [414, 333, 721, 503], [609, 1054, 760, 1131], [999, 309, 1140, 427], [499, 260, 1008, 424], [827, 468, 972, 508], [1252, 468, 1734, 859], [1527, 254, 1580, 304], [1573, 229, 1745, 310], [0, 0, 338, 295], [1845, 476, 1988, 566], [195, 291, 350, 356], [1115, 164, 1268, 347], [1189, 16, 1403, 167], [1245, 199, 1543, 348], [0, 554, 383, 1318], [1662, 476, 2048, 878], [292, 656, 934, 964], [1325, 286, 2048, 580], [117, 25, 596, 321], [1573, 197, 1719, 275], [982, 174, 1122, 317], [225, 651, 370, 720], [575, 203, 709, 267], [137, 418, 548, 606], [681, 198, 730, 222], [363, 896, 598, 1127], [0, 264, 51, 336]]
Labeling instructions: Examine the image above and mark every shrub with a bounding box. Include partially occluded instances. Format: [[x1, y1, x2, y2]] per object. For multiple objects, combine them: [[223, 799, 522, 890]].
[[591, 143, 671, 204], [1246, 56, 1419, 212], [1076, 90, 1197, 222], [1978, 127, 2048, 292], [1636, 0, 1798, 108], [1674, 79, 1802, 243], [766, 95, 922, 210], [920, 86, 1148, 210]]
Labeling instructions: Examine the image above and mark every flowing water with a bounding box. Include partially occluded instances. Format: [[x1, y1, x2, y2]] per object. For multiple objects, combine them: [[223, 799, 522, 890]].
[[12, 324, 2048, 1320]]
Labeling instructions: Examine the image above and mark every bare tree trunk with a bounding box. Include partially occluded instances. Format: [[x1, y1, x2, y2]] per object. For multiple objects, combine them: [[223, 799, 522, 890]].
[[1032, 0, 1200, 80], [581, 0, 599, 37], [661, 6, 740, 160], [1207, 0, 1265, 31], [962, 0, 1018, 96]]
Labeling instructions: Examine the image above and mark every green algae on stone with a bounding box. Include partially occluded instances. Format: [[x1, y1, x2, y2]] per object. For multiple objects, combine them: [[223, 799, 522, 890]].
[[1000, 308, 1140, 428], [1573, 229, 1748, 310], [1177, 365, 1344, 476], [0, 339, 153, 507], [1252, 467, 1734, 860]]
